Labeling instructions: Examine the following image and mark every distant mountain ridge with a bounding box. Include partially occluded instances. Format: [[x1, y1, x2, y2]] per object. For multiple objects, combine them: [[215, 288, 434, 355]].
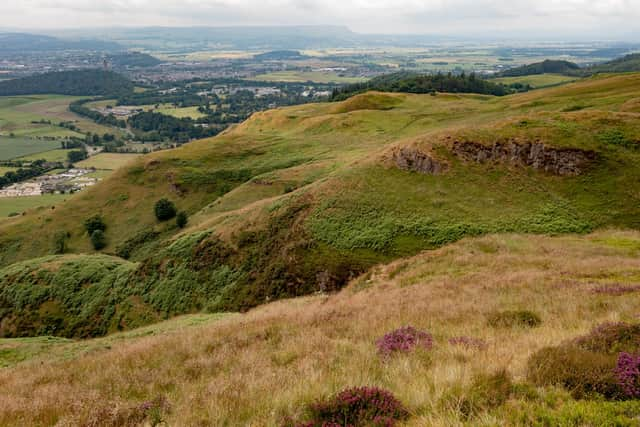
[[0, 32, 121, 53]]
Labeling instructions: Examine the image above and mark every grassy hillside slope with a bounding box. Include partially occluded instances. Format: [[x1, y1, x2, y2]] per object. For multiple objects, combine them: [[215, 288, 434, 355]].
[[1, 74, 640, 337], [2, 231, 640, 425]]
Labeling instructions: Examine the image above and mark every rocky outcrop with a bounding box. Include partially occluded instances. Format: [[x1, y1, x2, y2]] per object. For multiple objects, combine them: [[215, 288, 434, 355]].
[[393, 147, 446, 175], [452, 140, 597, 176]]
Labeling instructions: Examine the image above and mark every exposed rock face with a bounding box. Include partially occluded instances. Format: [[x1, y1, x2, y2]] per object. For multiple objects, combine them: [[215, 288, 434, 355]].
[[393, 147, 446, 175], [452, 140, 597, 176]]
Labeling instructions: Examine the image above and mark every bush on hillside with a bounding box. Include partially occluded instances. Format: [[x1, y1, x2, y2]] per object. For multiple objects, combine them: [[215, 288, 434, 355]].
[[154, 198, 177, 221], [458, 370, 513, 418], [573, 322, 640, 354], [53, 231, 69, 254], [289, 386, 409, 427], [527, 346, 621, 399], [176, 211, 188, 228], [91, 230, 107, 250], [526, 323, 640, 400], [376, 326, 433, 358], [84, 215, 106, 235], [487, 310, 541, 328]]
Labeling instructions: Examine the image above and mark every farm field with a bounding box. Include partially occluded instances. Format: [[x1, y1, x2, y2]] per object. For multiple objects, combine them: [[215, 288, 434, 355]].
[[0, 194, 69, 218], [252, 70, 367, 83], [154, 105, 207, 119], [17, 148, 71, 162], [0, 95, 122, 138], [0, 136, 61, 161], [0, 166, 17, 174], [493, 73, 579, 88], [75, 152, 142, 170]]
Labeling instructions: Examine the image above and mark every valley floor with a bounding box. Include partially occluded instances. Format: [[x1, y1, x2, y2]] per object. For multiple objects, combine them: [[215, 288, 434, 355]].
[[2, 230, 640, 425]]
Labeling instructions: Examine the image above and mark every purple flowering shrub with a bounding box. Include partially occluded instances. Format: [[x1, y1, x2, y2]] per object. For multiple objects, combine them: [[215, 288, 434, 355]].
[[615, 352, 640, 398], [292, 386, 409, 427], [376, 326, 433, 358], [448, 336, 487, 350]]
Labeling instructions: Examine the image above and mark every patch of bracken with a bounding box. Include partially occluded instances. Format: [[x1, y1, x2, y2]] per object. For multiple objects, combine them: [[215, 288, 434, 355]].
[[376, 326, 433, 358]]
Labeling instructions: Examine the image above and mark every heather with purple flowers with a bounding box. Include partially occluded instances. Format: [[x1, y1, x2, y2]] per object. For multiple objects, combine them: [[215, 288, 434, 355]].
[[376, 326, 433, 358], [615, 352, 640, 398], [292, 386, 408, 427], [449, 336, 488, 350]]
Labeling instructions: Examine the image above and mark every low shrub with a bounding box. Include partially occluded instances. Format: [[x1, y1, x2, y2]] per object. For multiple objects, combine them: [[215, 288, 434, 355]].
[[614, 352, 640, 398], [84, 214, 106, 235], [291, 386, 409, 427], [376, 326, 433, 358], [154, 198, 177, 221], [176, 211, 188, 228], [459, 370, 513, 418], [527, 346, 621, 399], [90, 230, 107, 250], [574, 322, 640, 354], [487, 310, 541, 328]]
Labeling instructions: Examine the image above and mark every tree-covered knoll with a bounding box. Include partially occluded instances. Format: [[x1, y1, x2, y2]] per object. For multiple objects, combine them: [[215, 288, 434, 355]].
[[331, 71, 517, 101], [0, 70, 134, 97]]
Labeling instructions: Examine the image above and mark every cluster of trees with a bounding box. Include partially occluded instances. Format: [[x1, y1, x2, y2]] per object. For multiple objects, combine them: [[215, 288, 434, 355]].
[[331, 72, 518, 101], [67, 149, 88, 164], [498, 60, 581, 77], [69, 99, 127, 128], [0, 70, 134, 97], [0, 159, 62, 188], [128, 111, 219, 143]]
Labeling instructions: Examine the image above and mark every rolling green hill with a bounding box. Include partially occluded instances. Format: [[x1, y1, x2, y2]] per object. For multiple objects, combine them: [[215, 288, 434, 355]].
[[1, 73, 640, 338]]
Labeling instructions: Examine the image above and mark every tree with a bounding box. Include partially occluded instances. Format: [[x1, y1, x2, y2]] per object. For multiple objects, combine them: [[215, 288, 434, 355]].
[[91, 230, 107, 250], [176, 211, 188, 228], [84, 215, 106, 235], [67, 149, 87, 163], [53, 231, 69, 254], [154, 198, 177, 221]]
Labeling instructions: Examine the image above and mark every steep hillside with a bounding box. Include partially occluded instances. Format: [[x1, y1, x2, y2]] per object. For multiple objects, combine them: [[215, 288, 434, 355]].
[[1, 74, 640, 337], [2, 231, 640, 425]]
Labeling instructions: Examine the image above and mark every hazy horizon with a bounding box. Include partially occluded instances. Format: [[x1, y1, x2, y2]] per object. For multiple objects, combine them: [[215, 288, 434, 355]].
[[1, 0, 639, 41]]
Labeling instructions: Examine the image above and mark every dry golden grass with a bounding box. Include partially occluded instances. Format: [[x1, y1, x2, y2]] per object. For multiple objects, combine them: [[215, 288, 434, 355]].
[[1, 230, 640, 425]]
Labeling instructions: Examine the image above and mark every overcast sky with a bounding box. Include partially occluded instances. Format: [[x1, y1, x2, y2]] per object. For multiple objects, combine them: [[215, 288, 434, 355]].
[[2, 0, 640, 39]]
